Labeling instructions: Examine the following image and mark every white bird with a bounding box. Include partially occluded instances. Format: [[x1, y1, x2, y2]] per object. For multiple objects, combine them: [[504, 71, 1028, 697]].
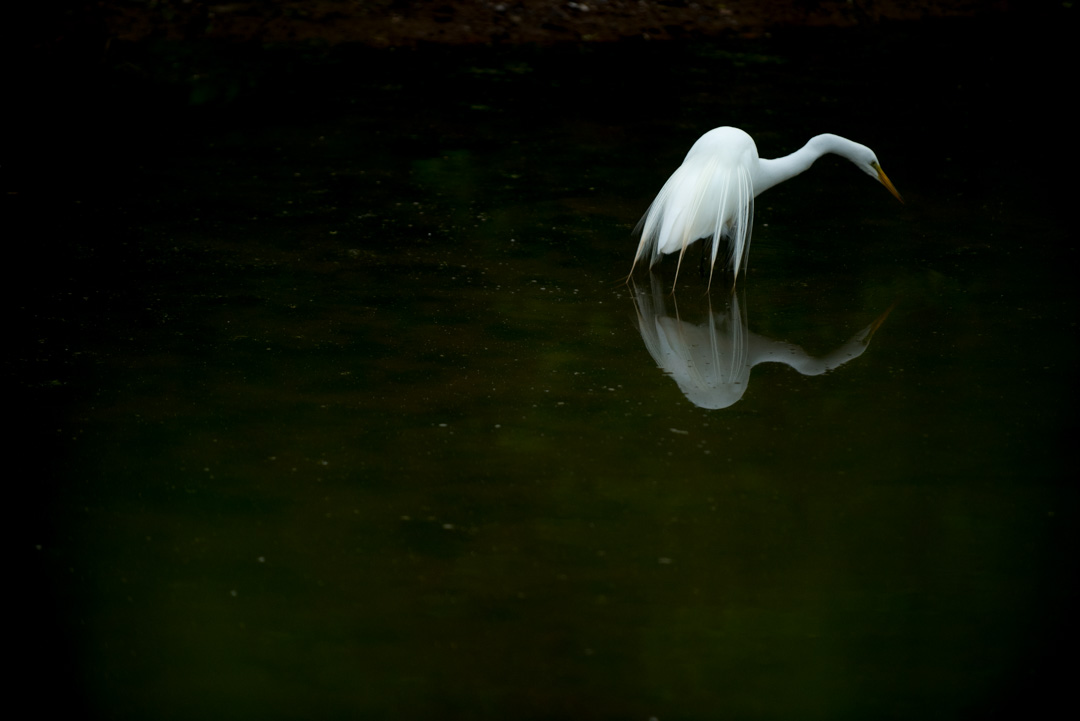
[[632, 279, 894, 409], [629, 127, 903, 289]]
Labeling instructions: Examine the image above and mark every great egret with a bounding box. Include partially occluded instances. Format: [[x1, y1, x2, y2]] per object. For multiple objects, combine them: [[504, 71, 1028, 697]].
[[629, 127, 903, 289], [632, 277, 894, 409]]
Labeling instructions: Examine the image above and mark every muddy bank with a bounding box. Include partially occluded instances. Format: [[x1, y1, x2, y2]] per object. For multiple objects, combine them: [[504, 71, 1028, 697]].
[[37, 1, 1013, 51]]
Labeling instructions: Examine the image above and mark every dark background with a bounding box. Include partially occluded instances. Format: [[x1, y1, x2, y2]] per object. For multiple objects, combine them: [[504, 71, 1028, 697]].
[[8, 1, 1075, 717]]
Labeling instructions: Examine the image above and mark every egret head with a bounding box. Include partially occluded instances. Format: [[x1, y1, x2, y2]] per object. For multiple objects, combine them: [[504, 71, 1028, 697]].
[[813, 134, 903, 203], [847, 143, 904, 203], [823, 135, 903, 204], [870, 160, 904, 203]]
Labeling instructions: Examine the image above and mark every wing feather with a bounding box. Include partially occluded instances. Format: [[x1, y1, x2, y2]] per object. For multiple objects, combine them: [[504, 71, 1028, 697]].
[[632, 156, 755, 290]]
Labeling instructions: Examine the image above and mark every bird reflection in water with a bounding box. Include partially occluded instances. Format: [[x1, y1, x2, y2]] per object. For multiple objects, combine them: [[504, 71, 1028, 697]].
[[631, 278, 892, 409]]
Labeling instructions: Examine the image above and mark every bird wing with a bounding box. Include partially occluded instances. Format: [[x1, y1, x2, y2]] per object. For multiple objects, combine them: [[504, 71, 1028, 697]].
[[631, 156, 754, 290], [631, 153, 724, 283]]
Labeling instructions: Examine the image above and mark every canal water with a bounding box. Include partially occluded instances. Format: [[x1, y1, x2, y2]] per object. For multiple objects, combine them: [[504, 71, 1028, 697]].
[[16, 15, 1075, 721]]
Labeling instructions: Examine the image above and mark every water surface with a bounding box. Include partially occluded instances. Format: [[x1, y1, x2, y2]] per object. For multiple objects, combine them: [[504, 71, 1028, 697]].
[[18, 18, 1076, 720]]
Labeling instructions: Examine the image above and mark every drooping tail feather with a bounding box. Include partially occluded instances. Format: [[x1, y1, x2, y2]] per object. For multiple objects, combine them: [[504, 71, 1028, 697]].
[[630, 159, 755, 291]]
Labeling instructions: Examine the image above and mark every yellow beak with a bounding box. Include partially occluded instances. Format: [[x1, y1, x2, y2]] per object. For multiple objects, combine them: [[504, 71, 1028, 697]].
[[874, 163, 904, 204]]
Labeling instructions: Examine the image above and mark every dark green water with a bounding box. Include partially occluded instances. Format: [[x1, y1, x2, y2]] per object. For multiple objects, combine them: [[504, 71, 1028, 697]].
[[14, 15, 1076, 721]]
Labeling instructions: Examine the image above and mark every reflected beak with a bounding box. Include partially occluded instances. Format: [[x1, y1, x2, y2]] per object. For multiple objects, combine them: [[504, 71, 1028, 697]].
[[874, 163, 904, 204], [867, 302, 897, 338]]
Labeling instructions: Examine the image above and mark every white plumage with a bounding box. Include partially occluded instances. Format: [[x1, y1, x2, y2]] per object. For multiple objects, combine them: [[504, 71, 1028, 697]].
[[630, 127, 903, 289]]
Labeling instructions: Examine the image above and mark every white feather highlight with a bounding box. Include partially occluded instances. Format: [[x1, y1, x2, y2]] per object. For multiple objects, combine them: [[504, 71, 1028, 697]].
[[631, 128, 757, 290]]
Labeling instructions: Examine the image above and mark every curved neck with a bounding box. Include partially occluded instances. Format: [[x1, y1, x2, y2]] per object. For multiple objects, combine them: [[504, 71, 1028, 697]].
[[755, 134, 860, 196]]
